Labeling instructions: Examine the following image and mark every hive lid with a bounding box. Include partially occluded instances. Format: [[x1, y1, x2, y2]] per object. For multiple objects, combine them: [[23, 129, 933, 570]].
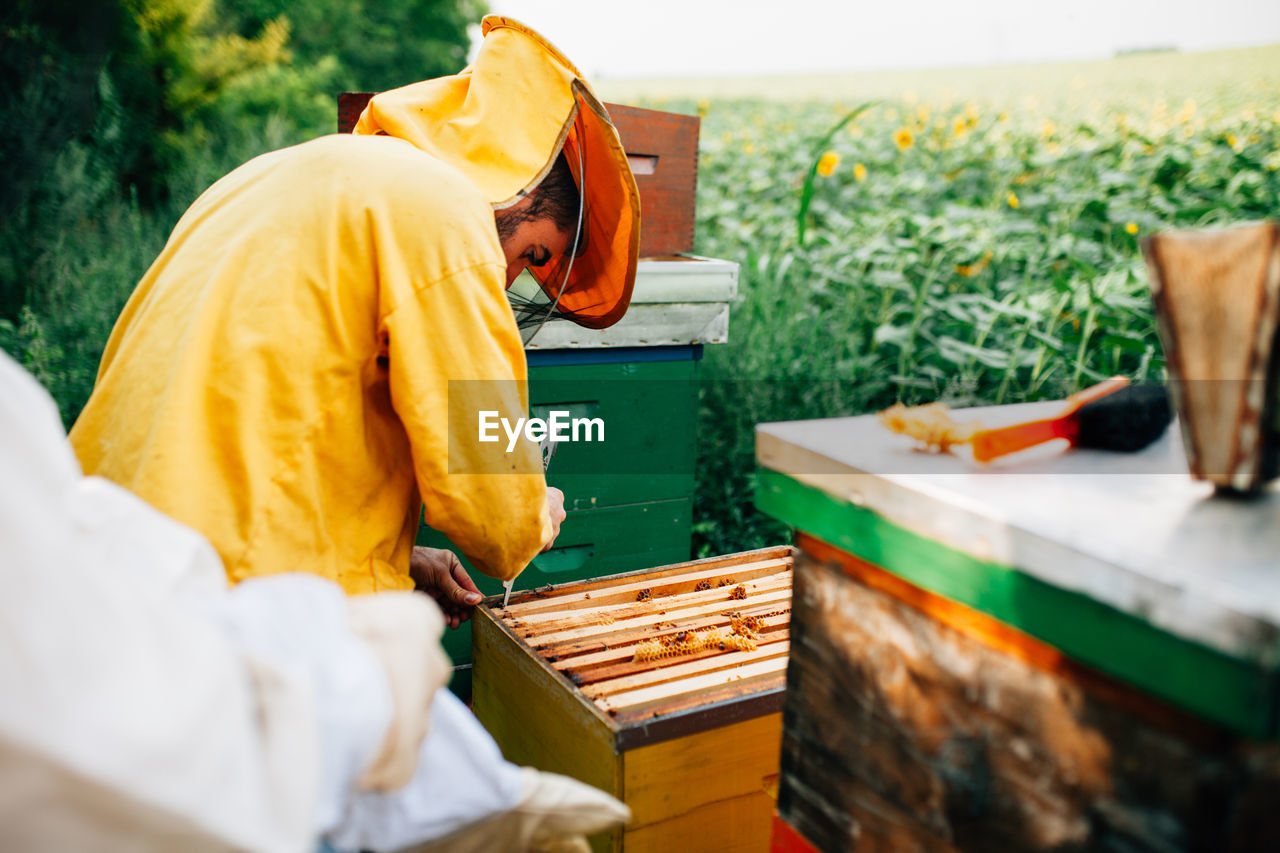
[[627, 256, 739, 304], [756, 410, 1280, 736]]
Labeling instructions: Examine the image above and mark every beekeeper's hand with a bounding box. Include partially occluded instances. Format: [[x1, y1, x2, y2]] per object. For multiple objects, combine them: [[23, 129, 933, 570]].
[[409, 766, 630, 853], [345, 591, 450, 791], [410, 546, 482, 629], [518, 767, 630, 853], [539, 486, 566, 553]]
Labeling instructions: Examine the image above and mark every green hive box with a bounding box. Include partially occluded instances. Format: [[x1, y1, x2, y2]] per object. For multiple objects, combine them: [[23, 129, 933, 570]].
[[420, 257, 737, 698]]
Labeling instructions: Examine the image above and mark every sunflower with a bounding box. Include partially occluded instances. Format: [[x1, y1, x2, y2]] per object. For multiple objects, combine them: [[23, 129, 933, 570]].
[[853, 163, 868, 182], [1007, 191, 1020, 209], [816, 150, 840, 177], [894, 127, 914, 151]]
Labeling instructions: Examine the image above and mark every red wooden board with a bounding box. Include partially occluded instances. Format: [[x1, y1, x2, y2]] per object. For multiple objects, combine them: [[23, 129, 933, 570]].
[[770, 814, 821, 853]]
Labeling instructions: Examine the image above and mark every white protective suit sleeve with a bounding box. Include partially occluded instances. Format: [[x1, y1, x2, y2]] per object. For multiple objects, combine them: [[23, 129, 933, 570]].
[[325, 690, 631, 853], [0, 351, 403, 852]]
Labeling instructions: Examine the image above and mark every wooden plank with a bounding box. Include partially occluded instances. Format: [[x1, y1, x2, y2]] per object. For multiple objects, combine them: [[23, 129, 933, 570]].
[[553, 608, 790, 668], [755, 467, 1279, 738], [573, 629, 790, 690], [770, 815, 823, 853], [471, 606, 620, 792], [582, 640, 791, 699], [512, 571, 791, 630], [610, 686, 784, 746], [621, 256, 738, 303], [797, 532, 1228, 743], [526, 302, 730, 349], [777, 548, 1280, 851], [624, 790, 776, 853], [606, 103, 700, 257], [536, 593, 791, 662], [502, 556, 790, 616], [560, 619, 791, 682], [500, 545, 793, 608], [611, 680, 786, 733], [623, 712, 782, 851], [336, 91, 371, 132], [525, 583, 791, 648], [598, 656, 790, 713]]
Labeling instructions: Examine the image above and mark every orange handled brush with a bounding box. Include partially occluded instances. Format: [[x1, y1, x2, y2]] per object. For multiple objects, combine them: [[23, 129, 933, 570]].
[[969, 377, 1172, 462], [879, 377, 1173, 463]]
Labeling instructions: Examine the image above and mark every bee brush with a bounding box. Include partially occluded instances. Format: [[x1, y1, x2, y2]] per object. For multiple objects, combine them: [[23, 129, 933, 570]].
[[968, 377, 1173, 463]]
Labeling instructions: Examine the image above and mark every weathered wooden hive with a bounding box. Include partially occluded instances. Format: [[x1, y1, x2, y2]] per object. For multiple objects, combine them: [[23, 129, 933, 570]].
[[471, 546, 794, 852]]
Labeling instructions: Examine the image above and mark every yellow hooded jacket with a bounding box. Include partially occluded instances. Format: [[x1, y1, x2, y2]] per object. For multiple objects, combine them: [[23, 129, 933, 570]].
[[69, 18, 637, 593]]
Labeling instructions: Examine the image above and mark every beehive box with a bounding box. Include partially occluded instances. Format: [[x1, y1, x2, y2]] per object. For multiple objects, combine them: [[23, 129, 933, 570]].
[[471, 546, 795, 852], [756, 410, 1280, 851]]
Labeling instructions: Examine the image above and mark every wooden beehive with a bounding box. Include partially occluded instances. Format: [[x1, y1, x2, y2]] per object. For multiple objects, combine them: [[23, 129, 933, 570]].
[[337, 93, 700, 257], [604, 103, 699, 257], [471, 546, 794, 853]]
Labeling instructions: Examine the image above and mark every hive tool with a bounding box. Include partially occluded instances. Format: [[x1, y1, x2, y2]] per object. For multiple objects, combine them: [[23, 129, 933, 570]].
[[503, 433, 559, 608]]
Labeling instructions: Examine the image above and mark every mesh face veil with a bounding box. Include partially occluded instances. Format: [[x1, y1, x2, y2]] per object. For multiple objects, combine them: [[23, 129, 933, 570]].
[[511, 109, 588, 346]]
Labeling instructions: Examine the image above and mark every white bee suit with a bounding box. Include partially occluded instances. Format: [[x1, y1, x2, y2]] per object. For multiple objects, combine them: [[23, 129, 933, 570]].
[[0, 348, 427, 851], [0, 350, 627, 852]]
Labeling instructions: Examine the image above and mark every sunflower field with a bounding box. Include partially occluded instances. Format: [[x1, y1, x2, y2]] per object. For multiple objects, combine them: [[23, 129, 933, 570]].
[[643, 46, 1280, 556]]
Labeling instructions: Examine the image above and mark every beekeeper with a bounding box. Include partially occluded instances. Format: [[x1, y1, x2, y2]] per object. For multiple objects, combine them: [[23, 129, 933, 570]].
[[0, 349, 629, 852], [68, 16, 640, 618]]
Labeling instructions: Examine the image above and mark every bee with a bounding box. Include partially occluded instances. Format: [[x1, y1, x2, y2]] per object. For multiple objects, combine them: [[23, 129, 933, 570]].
[[695, 580, 712, 592], [729, 584, 747, 601], [636, 588, 652, 602], [728, 613, 761, 638]]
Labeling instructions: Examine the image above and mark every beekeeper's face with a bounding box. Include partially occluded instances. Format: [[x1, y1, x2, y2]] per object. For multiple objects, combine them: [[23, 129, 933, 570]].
[[501, 218, 571, 288], [496, 197, 571, 289]]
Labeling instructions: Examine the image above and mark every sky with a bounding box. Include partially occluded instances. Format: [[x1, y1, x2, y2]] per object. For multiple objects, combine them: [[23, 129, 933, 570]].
[[480, 0, 1280, 79]]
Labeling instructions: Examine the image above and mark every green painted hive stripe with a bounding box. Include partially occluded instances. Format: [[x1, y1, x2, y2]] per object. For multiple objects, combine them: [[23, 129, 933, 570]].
[[755, 468, 1277, 739]]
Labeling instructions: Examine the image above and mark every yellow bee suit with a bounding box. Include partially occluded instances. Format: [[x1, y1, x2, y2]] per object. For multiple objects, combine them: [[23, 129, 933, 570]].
[[70, 17, 637, 593], [71, 132, 546, 593]]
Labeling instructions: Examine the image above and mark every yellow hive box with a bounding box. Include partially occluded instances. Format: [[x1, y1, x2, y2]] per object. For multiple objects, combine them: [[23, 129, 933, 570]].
[[471, 546, 794, 852]]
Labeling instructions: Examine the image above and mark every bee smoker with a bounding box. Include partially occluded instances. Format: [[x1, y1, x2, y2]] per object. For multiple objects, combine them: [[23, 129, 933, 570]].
[[1144, 221, 1280, 492]]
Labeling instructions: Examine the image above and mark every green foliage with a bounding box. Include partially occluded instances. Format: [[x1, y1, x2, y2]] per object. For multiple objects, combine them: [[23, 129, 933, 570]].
[[108, 0, 312, 201], [221, 0, 487, 91], [2, 0, 485, 427], [0, 0, 121, 314], [0, 117, 307, 427], [796, 102, 874, 245], [684, 69, 1280, 556]]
